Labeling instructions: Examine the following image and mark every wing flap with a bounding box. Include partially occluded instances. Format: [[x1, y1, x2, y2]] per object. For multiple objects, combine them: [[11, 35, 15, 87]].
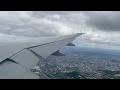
[[10, 49, 40, 69], [0, 60, 39, 79]]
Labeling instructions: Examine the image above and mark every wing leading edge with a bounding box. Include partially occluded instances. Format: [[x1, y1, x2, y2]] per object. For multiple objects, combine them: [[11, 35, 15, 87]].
[[0, 33, 84, 79]]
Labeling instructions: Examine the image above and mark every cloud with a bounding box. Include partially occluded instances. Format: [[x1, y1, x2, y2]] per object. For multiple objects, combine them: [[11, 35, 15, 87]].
[[0, 11, 120, 50], [0, 11, 82, 38], [84, 11, 120, 31], [0, 11, 59, 37]]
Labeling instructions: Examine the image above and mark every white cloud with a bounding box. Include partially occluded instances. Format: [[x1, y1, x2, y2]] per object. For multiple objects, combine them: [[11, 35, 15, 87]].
[[0, 11, 119, 50]]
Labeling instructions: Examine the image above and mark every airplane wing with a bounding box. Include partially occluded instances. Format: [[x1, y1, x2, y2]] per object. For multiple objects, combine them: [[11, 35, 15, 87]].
[[0, 33, 84, 79], [0, 59, 39, 79]]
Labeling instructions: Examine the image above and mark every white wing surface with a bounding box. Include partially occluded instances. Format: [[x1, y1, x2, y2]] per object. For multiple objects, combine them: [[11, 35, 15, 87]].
[[0, 60, 39, 79], [10, 33, 83, 69], [0, 33, 84, 79]]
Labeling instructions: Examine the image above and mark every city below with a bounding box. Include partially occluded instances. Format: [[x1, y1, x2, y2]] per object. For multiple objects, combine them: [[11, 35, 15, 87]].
[[32, 46, 120, 79]]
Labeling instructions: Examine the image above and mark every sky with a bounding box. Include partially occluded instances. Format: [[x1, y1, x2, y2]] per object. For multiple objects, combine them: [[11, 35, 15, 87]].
[[0, 11, 120, 50]]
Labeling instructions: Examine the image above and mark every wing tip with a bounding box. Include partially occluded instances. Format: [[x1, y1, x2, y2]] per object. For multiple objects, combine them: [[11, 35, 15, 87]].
[[71, 33, 85, 40], [75, 33, 85, 36]]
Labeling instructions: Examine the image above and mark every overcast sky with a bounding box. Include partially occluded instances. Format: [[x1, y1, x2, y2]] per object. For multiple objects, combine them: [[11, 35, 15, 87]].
[[0, 11, 120, 50]]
